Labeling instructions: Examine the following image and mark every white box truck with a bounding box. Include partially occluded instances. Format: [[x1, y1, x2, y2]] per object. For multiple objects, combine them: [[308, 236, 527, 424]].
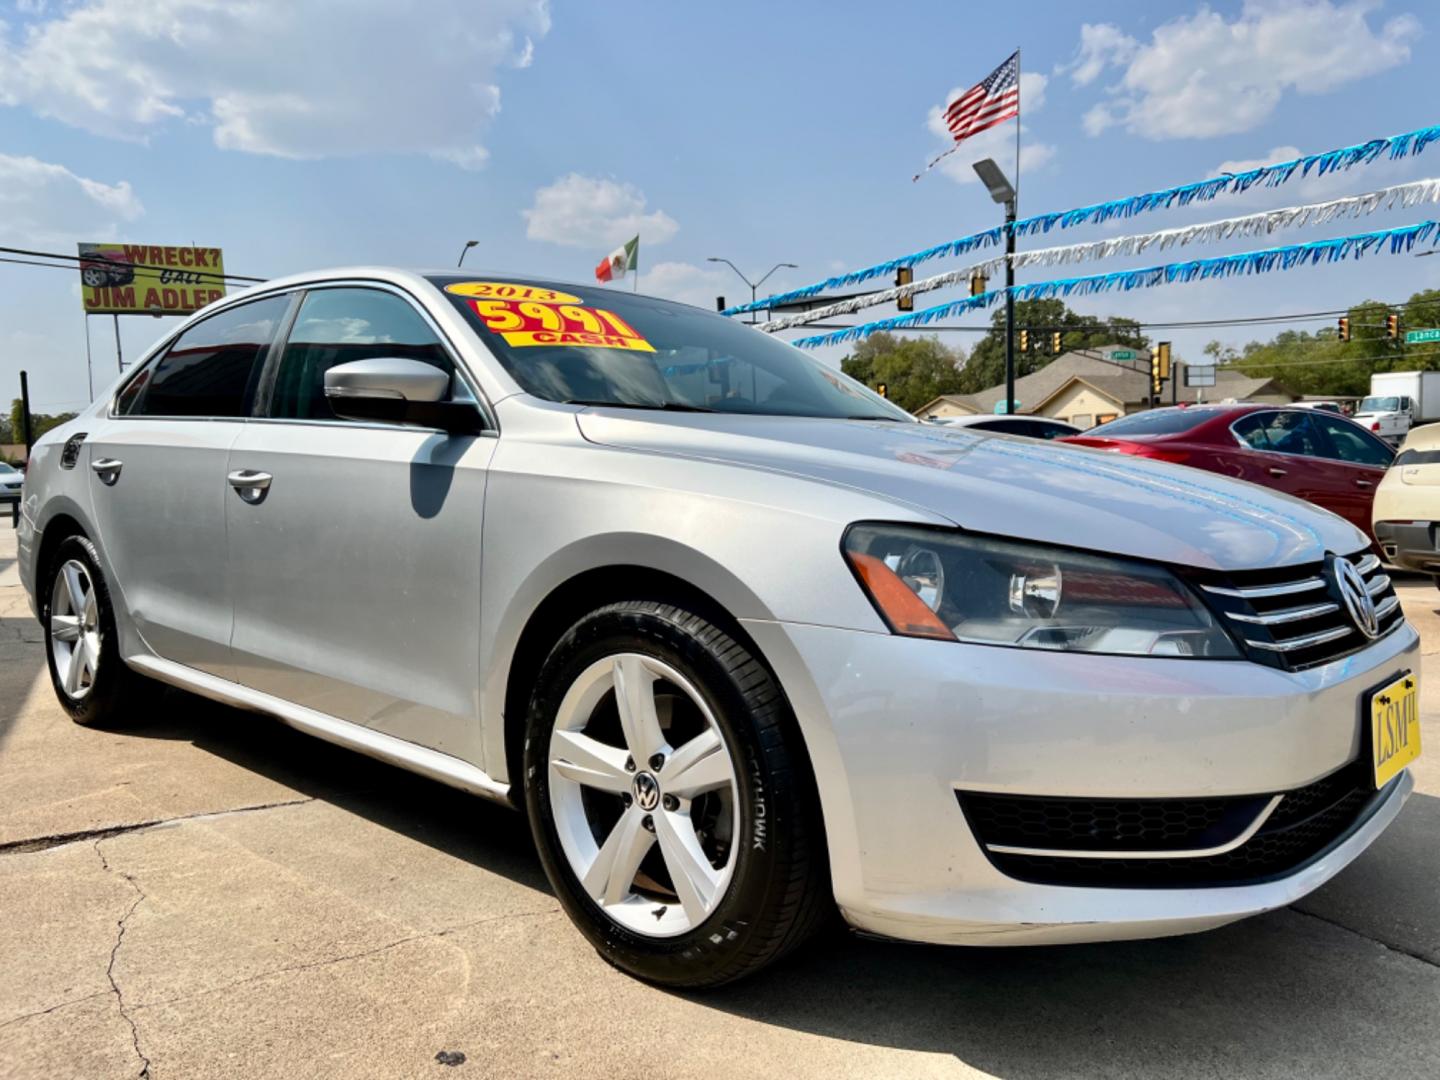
[[1353, 370, 1440, 443]]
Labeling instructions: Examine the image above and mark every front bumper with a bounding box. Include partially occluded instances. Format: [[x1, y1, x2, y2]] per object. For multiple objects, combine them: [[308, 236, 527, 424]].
[[743, 618, 1419, 946], [1374, 520, 1440, 574]]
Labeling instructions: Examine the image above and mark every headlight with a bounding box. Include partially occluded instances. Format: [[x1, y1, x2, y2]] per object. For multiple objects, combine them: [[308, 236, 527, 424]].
[[843, 524, 1240, 658]]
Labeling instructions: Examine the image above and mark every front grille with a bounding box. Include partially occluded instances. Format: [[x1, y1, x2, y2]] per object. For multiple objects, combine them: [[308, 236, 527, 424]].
[[959, 759, 1383, 888], [962, 791, 1270, 853], [1192, 549, 1403, 671]]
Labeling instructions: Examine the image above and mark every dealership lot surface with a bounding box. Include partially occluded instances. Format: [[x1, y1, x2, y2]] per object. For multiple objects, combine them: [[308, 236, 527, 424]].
[[1, 521, 1437, 1080]]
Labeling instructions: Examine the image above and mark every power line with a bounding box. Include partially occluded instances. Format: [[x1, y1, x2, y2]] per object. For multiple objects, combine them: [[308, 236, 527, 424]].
[[782, 293, 1440, 336], [0, 244, 266, 284]]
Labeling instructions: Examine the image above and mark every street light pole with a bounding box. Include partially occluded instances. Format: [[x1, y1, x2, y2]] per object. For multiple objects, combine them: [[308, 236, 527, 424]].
[[457, 240, 478, 268], [707, 258, 798, 324], [974, 159, 1020, 414]]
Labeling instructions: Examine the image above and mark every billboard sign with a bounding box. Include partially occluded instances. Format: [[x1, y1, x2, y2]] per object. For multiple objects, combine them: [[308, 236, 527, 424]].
[[79, 243, 226, 316], [1185, 364, 1217, 387]]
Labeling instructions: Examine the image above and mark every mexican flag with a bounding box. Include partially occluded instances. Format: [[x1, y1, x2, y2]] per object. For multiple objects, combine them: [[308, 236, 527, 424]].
[[595, 235, 639, 283]]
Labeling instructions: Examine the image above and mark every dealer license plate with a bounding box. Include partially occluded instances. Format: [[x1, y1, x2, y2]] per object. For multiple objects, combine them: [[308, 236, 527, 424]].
[[1371, 673, 1421, 789]]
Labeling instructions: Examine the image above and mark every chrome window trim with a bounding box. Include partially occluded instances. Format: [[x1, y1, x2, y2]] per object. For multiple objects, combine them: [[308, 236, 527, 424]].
[[985, 794, 1283, 860], [104, 277, 498, 433]]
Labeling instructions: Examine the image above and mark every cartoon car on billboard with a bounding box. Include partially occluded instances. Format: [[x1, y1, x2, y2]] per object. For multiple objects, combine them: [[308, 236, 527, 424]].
[[79, 250, 136, 288]]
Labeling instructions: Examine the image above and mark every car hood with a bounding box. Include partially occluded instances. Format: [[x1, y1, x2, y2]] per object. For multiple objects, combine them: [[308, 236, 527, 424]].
[[576, 412, 1368, 571]]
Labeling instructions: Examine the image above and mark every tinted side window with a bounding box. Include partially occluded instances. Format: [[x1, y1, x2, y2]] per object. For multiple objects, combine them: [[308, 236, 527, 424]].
[[1232, 413, 1272, 450], [125, 296, 289, 417], [270, 288, 454, 421], [1314, 415, 1394, 467], [1260, 411, 1320, 456]]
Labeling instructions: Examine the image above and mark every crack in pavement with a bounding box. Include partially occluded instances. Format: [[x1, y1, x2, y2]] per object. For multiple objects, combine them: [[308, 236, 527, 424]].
[[0, 797, 317, 856], [132, 905, 562, 1014], [0, 990, 111, 1031], [1289, 904, 1440, 971], [95, 838, 152, 1080]]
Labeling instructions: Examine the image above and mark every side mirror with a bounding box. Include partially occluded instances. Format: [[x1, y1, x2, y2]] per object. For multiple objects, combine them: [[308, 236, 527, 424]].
[[323, 358, 483, 435]]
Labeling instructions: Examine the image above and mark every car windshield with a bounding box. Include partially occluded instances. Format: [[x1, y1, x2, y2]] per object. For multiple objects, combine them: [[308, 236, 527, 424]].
[[1359, 396, 1401, 412], [432, 276, 910, 421], [0, 463, 17, 474], [1086, 407, 1226, 437]]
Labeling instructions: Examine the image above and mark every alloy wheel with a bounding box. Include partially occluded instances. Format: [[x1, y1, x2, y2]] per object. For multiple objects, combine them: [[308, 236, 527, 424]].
[[49, 559, 101, 701], [548, 652, 740, 937]]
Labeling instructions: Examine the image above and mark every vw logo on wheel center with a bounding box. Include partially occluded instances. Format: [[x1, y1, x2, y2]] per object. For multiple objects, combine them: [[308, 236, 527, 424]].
[[1334, 557, 1380, 639], [632, 771, 661, 812]]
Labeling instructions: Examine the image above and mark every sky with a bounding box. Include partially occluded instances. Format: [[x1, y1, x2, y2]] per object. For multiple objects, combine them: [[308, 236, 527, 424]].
[[2, 0, 1439, 417]]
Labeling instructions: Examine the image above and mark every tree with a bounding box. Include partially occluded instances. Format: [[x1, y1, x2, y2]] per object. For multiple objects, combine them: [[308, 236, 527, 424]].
[[957, 298, 1147, 393], [7, 398, 78, 448], [1224, 288, 1440, 397], [840, 332, 968, 413]]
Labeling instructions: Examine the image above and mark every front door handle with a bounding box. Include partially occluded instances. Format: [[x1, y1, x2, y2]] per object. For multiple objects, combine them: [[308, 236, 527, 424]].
[[90, 458, 123, 485], [227, 469, 273, 505], [1268, 466, 1287, 477], [1355, 478, 1375, 488]]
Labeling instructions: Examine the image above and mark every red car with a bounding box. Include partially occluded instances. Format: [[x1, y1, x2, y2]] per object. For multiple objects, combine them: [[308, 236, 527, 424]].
[[1060, 404, 1394, 540]]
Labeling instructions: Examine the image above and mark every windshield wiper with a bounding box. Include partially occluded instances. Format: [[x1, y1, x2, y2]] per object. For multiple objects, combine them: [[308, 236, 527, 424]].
[[561, 399, 716, 413]]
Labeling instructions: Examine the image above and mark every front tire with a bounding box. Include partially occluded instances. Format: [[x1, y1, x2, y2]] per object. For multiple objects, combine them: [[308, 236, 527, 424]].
[[42, 535, 146, 727], [524, 601, 830, 987]]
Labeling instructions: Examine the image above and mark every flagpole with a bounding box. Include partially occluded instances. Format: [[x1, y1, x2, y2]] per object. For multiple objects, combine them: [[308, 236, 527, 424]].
[[1013, 47, 1022, 212]]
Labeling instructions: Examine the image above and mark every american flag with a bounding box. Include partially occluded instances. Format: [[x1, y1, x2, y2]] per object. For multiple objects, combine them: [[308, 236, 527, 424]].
[[946, 52, 1019, 142], [916, 51, 1020, 180]]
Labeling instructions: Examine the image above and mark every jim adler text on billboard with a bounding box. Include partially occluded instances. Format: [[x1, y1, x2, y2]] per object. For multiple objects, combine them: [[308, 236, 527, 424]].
[[78, 243, 227, 316]]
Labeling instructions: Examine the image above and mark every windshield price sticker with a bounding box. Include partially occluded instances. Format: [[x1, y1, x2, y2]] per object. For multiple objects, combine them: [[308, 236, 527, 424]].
[[469, 299, 655, 351], [446, 281, 583, 304]]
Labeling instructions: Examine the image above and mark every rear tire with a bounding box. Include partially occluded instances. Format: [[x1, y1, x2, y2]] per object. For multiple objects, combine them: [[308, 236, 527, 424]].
[[41, 535, 149, 728], [523, 600, 830, 987]]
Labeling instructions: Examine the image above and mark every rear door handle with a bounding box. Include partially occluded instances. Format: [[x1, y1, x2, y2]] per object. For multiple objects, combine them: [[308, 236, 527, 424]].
[[1356, 478, 1374, 488], [90, 458, 123, 485], [1268, 467, 1287, 477], [227, 469, 272, 505]]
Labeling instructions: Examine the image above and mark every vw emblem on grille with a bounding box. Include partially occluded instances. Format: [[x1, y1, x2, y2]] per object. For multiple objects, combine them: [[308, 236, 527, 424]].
[[632, 772, 661, 812], [1334, 557, 1379, 639]]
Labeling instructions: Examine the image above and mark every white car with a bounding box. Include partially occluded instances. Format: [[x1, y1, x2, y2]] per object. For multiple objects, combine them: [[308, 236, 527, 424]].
[[930, 414, 1083, 439], [16, 268, 1422, 986], [0, 461, 23, 502]]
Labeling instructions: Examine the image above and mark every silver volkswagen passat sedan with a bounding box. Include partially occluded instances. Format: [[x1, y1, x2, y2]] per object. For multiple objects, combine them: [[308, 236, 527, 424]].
[[18, 269, 1421, 986]]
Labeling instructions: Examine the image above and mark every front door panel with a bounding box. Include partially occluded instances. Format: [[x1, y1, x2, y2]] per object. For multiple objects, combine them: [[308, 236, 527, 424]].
[[225, 422, 493, 761]]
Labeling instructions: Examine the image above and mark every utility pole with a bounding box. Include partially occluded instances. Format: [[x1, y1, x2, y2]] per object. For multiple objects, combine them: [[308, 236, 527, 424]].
[[20, 370, 34, 458]]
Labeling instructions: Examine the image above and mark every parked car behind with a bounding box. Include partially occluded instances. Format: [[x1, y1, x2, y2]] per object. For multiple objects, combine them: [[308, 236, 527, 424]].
[[1061, 404, 1394, 541], [0, 461, 24, 503], [930, 414, 1082, 439], [1373, 422, 1440, 575]]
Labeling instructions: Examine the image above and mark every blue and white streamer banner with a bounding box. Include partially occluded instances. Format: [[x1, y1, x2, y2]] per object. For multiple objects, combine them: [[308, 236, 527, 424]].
[[754, 177, 1440, 333], [725, 122, 1440, 317], [788, 220, 1440, 349]]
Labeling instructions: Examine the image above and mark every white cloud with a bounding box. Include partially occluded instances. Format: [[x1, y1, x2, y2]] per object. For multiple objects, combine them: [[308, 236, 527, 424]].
[[0, 153, 143, 245], [1076, 1, 1418, 140], [637, 262, 739, 311], [0, 0, 549, 167], [523, 174, 679, 248], [1065, 23, 1139, 87], [1213, 145, 1305, 177], [924, 72, 1054, 185]]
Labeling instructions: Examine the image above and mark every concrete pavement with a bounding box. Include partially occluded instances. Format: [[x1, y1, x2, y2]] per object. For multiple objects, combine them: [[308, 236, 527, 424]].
[[1, 519, 1437, 1079]]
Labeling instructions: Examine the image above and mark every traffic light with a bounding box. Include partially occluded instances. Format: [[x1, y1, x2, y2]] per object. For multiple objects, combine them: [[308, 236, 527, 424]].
[[1387, 313, 1400, 340], [1050, 331, 1063, 355], [1151, 352, 1163, 397], [896, 266, 913, 312], [1019, 329, 1030, 352], [1337, 316, 1350, 342], [876, 382, 888, 399], [1155, 341, 1172, 381], [969, 272, 988, 297]]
